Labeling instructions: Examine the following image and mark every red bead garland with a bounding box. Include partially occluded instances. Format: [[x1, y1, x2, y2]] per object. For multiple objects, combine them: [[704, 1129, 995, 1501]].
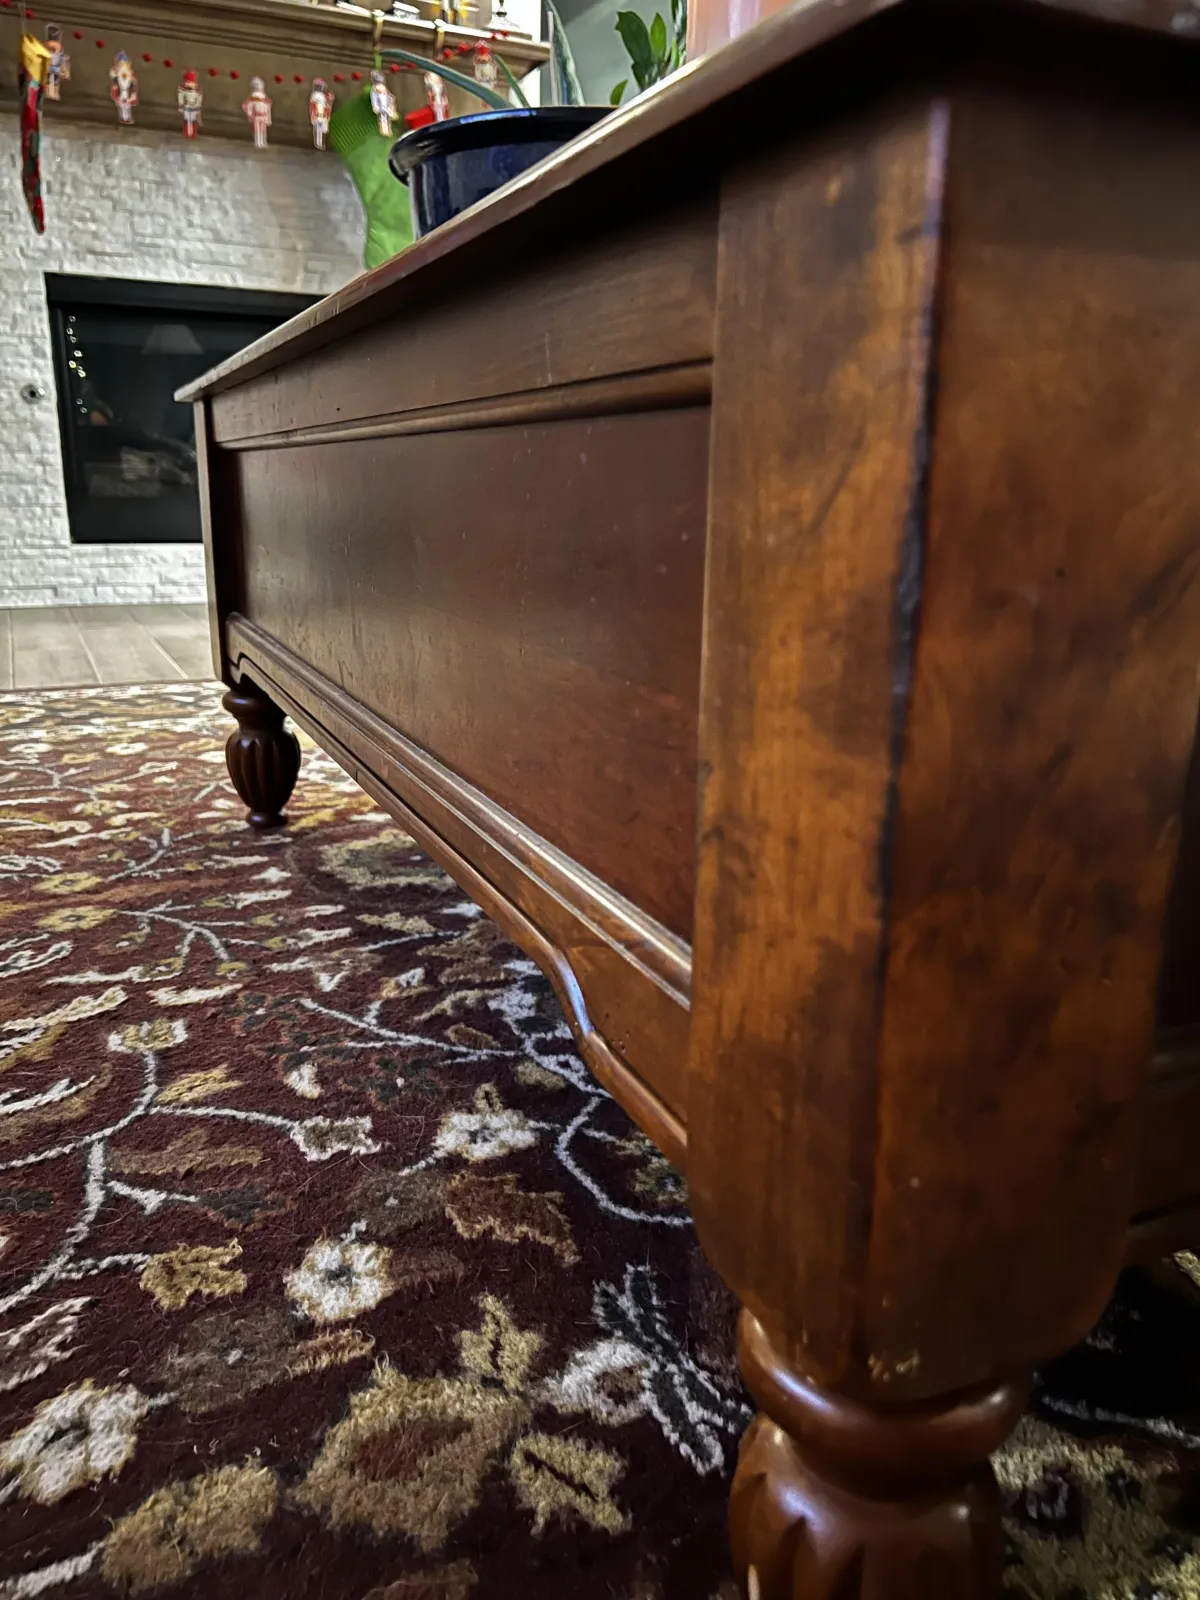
[[10, 11, 521, 129]]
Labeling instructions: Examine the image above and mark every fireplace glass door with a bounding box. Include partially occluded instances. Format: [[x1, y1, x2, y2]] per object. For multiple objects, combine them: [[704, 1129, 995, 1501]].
[[46, 276, 317, 545]]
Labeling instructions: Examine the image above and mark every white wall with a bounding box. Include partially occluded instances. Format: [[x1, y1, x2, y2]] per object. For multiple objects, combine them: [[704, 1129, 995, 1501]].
[[556, 0, 657, 105], [504, 0, 544, 102], [0, 118, 364, 607]]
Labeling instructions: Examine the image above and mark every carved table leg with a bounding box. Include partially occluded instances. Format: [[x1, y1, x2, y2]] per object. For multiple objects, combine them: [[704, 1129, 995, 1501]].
[[731, 1313, 1029, 1600], [223, 680, 301, 829]]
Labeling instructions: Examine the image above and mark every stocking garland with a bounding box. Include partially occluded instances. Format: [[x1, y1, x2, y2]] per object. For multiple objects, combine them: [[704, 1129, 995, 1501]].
[[10, 0, 528, 223], [17, 31, 52, 233]]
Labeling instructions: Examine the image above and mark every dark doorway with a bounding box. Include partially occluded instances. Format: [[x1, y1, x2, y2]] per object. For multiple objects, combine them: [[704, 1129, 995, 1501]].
[[45, 275, 318, 545]]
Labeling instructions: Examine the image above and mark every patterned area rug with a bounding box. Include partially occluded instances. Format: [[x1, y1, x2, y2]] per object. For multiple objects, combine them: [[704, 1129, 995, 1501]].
[[0, 684, 1199, 1600]]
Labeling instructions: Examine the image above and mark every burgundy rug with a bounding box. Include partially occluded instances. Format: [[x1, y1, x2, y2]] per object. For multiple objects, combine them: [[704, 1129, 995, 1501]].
[[0, 683, 1198, 1600]]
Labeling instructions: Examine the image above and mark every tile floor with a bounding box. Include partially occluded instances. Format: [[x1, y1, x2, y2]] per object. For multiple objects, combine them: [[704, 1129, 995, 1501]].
[[0, 604, 212, 689]]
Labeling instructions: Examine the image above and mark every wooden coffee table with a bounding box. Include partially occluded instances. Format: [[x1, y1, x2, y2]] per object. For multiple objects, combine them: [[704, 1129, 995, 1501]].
[[181, 1, 1200, 1591]]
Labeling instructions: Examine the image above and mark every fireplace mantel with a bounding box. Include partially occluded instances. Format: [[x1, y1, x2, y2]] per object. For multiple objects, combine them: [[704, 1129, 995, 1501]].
[[0, 0, 548, 148]]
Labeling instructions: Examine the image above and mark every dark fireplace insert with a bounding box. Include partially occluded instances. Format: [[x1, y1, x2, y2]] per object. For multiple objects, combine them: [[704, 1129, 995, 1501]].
[[46, 274, 318, 545]]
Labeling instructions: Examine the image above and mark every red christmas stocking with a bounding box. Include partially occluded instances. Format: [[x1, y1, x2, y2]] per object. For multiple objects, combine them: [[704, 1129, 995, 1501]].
[[19, 34, 53, 234]]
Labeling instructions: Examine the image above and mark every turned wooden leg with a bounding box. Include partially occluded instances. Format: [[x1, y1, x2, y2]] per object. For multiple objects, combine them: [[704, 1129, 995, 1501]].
[[223, 679, 301, 829], [731, 1313, 1029, 1600]]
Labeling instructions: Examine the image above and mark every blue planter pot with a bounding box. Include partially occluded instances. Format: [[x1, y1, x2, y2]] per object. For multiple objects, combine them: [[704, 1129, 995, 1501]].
[[389, 107, 610, 238]]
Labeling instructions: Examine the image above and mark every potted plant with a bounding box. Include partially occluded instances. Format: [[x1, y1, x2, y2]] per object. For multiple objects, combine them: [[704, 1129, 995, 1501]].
[[385, 0, 611, 237], [610, 0, 686, 103]]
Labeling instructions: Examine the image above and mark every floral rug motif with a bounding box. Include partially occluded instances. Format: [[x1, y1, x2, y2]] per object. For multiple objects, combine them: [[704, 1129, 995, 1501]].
[[0, 682, 1199, 1600]]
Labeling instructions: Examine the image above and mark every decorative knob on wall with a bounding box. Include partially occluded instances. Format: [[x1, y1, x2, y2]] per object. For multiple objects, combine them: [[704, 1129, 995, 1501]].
[[19, 382, 46, 404]]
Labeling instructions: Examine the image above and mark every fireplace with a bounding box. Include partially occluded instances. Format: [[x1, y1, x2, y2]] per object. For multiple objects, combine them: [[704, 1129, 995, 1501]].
[[45, 275, 317, 546]]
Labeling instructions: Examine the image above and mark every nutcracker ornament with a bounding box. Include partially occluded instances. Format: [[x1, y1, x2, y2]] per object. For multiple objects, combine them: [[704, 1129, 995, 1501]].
[[309, 77, 334, 149], [423, 70, 450, 121], [473, 41, 497, 93], [178, 69, 203, 139], [110, 50, 138, 125], [368, 68, 397, 137], [44, 24, 70, 101], [243, 75, 272, 148]]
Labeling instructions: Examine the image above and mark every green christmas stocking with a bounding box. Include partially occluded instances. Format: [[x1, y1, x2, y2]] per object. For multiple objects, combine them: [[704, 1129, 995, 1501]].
[[329, 89, 413, 272]]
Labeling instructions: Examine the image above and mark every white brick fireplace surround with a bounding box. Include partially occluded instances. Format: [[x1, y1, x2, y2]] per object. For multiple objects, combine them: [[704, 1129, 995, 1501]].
[[0, 117, 364, 607]]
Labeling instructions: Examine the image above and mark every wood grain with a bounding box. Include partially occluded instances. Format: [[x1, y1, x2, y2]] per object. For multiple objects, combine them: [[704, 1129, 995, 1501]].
[[864, 87, 1200, 1398], [217, 363, 712, 452], [196, 398, 242, 685], [227, 620, 690, 1151], [208, 204, 717, 445], [686, 97, 946, 1388], [730, 1310, 1026, 1600], [234, 405, 708, 938], [223, 678, 301, 829]]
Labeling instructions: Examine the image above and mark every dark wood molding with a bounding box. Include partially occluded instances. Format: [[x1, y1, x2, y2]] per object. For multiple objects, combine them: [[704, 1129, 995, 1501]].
[[226, 614, 691, 1164], [223, 678, 301, 827], [730, 1310, 1029, 1598], [5, 0, 547, 60], [196, 401, 239, 683], [204, 196, 717, 441], [215, 359, 712, 449]]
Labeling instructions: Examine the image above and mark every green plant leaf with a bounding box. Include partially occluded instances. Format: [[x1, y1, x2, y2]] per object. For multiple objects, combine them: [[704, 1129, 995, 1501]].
[[649, 12, 668, 60], [380, 46, 511, 110], [609, 78, 627, 103], [670, 0, 688, 62], [615, 10, 655, 89], [496, 51, 532, 108], [545, 0, 586, 106]]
